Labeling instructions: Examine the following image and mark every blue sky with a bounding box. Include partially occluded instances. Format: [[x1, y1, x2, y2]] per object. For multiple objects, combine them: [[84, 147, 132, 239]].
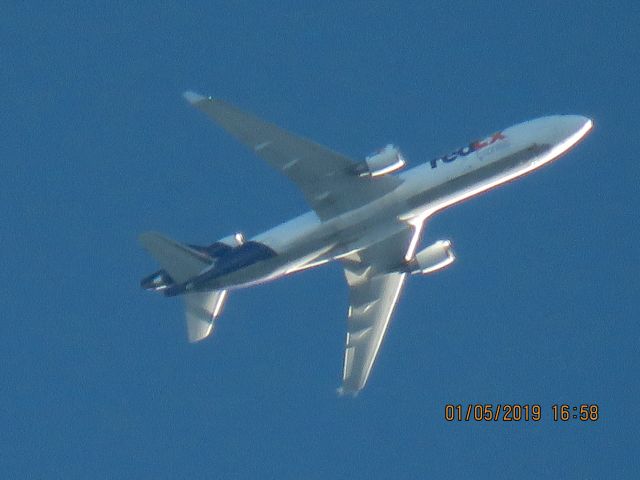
[[2, 2, 639, 478]]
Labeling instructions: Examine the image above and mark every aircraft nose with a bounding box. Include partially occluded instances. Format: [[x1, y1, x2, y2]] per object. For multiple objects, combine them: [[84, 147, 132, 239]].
[[559, 115, 593, 139], [534, 115, 593, 148]]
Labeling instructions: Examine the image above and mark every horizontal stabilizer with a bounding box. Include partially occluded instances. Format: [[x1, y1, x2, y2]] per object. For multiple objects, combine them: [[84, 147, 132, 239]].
[[139, 232, 211, 284], [183, 290, 228, 342]]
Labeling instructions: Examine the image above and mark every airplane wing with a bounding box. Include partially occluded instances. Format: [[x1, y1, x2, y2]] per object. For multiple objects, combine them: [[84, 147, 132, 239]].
[[339, 225, 421, 395], [183, 91, 402, 220]]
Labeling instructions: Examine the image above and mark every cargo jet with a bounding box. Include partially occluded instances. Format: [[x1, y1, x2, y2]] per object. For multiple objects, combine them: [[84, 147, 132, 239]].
[[140, 91, 593, 394]]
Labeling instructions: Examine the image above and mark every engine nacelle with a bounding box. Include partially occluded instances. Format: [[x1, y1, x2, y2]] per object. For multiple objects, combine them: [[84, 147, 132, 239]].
[[354, 144, 406, 177], [218, 232, 245, 247], [408, 240, 455, 274], [191, 232, 245, 258]]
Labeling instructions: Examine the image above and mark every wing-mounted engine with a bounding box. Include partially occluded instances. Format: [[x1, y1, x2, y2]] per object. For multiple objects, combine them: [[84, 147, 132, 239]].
[[353, 144, 406, 177], [405, 240, 456, 274]]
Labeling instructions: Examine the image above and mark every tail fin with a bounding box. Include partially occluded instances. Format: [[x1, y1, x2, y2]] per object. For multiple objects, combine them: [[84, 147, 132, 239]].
[[139, 232, 229, 342]]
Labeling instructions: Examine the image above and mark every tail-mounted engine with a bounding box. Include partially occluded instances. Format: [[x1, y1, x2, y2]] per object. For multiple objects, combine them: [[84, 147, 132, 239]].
[[189, 232, 245, 258], [217, 232, 245, 247], [353, 144, 406, 177], [405, 240, 456, 274]]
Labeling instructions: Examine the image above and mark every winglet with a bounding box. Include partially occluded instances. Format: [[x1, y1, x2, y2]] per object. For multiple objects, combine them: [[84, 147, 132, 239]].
[[183, 90, 207, 105]]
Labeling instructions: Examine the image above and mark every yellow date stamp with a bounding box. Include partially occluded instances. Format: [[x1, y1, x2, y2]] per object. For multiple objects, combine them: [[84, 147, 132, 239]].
[[444, 404, 599, 422]]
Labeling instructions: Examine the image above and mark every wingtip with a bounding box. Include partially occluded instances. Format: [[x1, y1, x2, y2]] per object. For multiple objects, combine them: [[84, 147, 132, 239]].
[[138, 231, 166, 250], [336, 386, 360, 398], [183, 90, 207, 105], [138, 231, 156, 246]]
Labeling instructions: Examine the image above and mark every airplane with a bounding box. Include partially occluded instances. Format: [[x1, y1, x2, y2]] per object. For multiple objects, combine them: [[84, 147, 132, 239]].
[[139, 91, 593, 395]]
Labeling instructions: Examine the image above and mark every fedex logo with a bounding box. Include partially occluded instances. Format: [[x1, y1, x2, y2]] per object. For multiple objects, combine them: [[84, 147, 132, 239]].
[[430, 132, 505, 169]]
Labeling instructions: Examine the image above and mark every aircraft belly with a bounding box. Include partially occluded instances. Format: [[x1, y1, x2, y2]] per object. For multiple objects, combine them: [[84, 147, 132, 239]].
[[205, 235, 338, 289], [192, 143, 551, 294], [198, 145, 550, 293], [401, 143, 551, 218], [142, 98, 593, 393], [202, 210, 408, 290]]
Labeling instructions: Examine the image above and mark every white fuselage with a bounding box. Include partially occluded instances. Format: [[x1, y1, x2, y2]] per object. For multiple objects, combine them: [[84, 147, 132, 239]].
[[207, 115, 593, 290]]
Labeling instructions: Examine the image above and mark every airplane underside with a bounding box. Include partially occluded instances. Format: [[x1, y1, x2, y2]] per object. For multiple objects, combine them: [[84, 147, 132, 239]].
[[140, 91, 593, 394]]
